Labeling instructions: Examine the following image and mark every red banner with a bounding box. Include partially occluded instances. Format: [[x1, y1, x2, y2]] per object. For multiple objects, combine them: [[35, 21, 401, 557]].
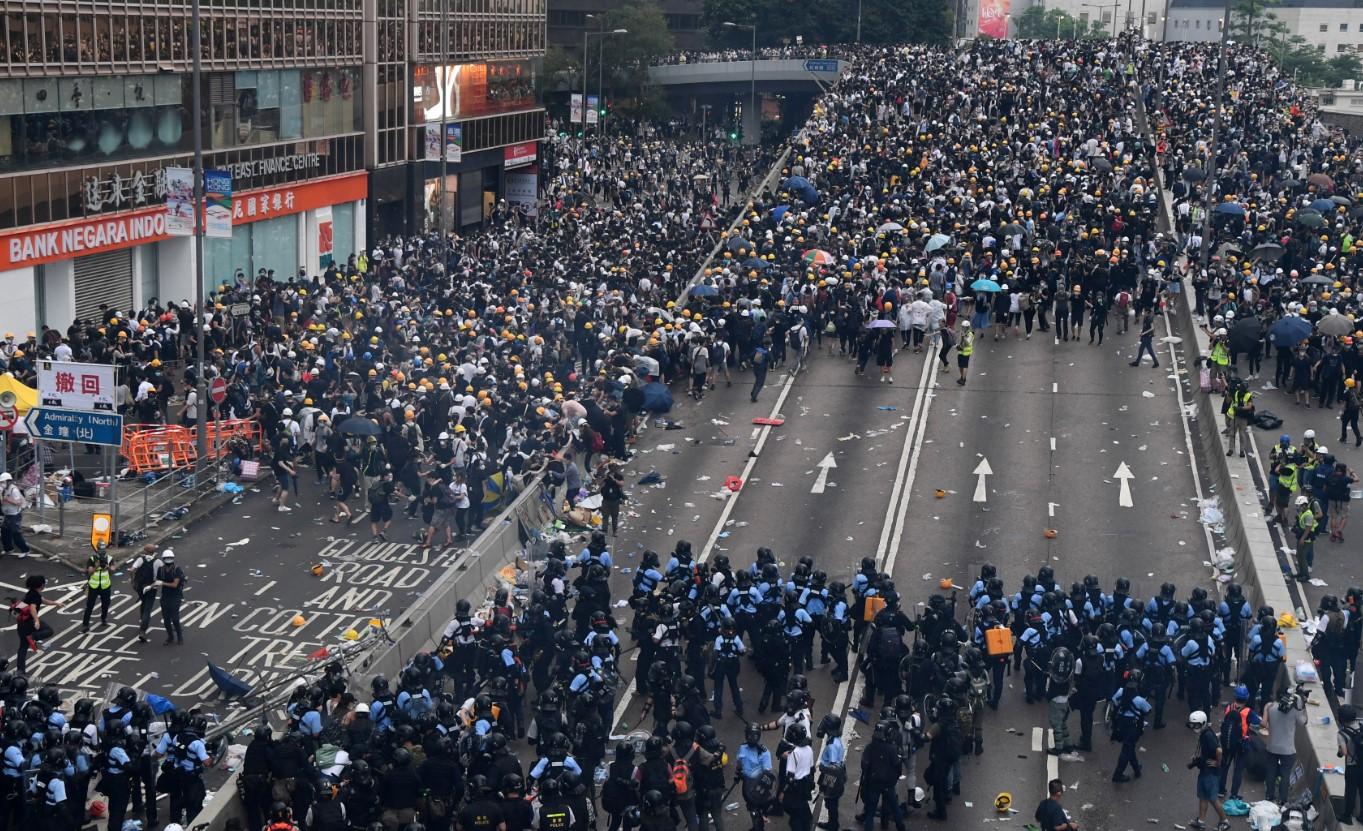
[[978, 0, 1010, 38]]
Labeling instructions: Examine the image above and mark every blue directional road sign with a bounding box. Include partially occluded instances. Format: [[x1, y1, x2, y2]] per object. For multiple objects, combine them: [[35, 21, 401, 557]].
[[23, 407, 124, 447], [804, 59, 840, 73]]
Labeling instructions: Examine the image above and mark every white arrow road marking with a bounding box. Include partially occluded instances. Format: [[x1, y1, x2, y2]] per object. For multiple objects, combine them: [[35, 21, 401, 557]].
[[1114, 461, 1135, 508], [810, 452, 837, 493], [972, 457, 993, 503]]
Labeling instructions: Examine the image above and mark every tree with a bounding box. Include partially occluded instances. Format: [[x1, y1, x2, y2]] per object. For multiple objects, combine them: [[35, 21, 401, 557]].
[[598, 0, 676, 93], [1322, 53, 1363, 87], [1013, 5, 1105, 39], [539, 44, 579, 103], [1228, 0, 1281, 45]]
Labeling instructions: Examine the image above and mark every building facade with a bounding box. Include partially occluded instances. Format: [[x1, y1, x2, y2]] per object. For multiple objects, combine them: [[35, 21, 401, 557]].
[[0, 0, 546, 334], [1165, 0, 1363, 53], [547, 0, 704, 53]]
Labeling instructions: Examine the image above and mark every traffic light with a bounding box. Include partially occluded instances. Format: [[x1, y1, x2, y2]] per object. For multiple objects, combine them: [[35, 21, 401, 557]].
[[728, 129, 739, 142]]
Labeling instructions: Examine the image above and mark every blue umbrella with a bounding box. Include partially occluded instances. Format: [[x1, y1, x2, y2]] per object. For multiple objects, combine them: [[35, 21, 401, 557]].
[[971, 278, 1002, 293], [744, 258, 774, 271], [689, 284, 719, 298], [641, 382, 674, 413], [926, 233, 952, 253], [1311, 198, 1337, 213], [1213, 202, 1245, 216], [782, 176, 818, 204], [771, 205, 791, 222], [1269, 316, 1312, 348], [146, 694, 176, 715]]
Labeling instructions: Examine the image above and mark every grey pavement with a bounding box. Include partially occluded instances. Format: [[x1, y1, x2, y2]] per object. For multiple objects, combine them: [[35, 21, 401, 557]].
[[0, 313, 1253, 828]]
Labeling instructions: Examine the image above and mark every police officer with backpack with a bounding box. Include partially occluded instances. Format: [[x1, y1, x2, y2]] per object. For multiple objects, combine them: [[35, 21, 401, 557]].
[[1109, 675, 1151, 782], [1045, 646, 1076, 756], [98, 731, 134, 831], [155, 711, 209, 825], [712, 619, 746, 720]]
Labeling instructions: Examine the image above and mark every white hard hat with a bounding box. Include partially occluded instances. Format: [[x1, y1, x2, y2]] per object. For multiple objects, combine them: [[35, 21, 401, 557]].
[[1305, 429, 1316, 439], [962, 320, 972, 328], [1296, 495, 1309, 506], [1187, 710, 1208, 727], [438, 432, 450, 441], [161, 549, 175, 560], [1317, 446, 1329, 456], [0, 473, 10, 482], [282, 408, 293, 417]]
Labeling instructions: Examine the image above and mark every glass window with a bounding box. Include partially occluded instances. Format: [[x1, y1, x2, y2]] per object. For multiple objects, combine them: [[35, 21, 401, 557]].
[[1342, 22, 1349, 31], [253, 213, 299, 282], [280, 70, 302, 138], [332, 201, 354, 265], [1321, 23, 1329, 31]]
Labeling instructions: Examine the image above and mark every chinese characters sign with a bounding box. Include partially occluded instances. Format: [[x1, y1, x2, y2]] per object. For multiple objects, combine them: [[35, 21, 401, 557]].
[[38, 360, 116, 413], [82, 169, 169, 214], [23, 408, 123, 447], [1, 173, 368, 270]]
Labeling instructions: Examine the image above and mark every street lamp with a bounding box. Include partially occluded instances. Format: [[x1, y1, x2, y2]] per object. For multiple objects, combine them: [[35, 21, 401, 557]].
[[583, 23, 627, 131], [723, 20, 757, 143], [1081, 2, 1121, 35]]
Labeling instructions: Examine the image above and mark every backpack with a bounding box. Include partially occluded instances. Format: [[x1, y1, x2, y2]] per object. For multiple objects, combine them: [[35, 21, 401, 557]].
[[1048, 646, 1075, 685], [742, 769, 777, 806], [875, 625, 901, 662], [1344, 726, 1363, 763], [1220, 705, 1249, 751], [670, 748, 694, 797]]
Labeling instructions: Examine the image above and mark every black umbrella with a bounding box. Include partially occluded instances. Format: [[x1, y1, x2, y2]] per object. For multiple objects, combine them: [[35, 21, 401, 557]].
[[1251, 242, 1285, 262], [1228, 317, 1262, 354], [337, 416, 382, 436], [725, 237, 754, 253], [1091, 157, 1113, 172], [1295, 211, 1327, 229], [1183, 167, 1207, 182]]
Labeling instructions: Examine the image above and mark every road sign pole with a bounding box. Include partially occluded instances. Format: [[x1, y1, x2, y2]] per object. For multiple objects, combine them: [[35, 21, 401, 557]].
[[108, 445, 118, 543]]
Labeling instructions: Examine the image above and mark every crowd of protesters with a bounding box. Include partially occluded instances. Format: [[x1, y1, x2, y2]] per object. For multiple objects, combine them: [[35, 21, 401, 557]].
[[0, 29, 1360, 831]]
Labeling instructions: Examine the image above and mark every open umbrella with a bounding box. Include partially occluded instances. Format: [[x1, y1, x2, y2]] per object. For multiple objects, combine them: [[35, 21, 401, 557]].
[[1091, 157, 1113, 172], [689, 284, 719, 298], [782, 175, 818, 204], [771, 205, 791, 222], [1216, 242, 1243, 259], [1251, 242, 1285, 262], [1299, 274, 1333, 286], [802, 249, 835, 267], [1001, 222, 1025, 237], [1214, 202, 1246, 216], [971, 278, 1003, 293], [926, 233, 952, 253], [207, 660, 253, 699], [336, 416, 381, 436], [1318, 312, 1354, 337], [1332, 195, 1353, 206], [725, 236, 754, 252], [640, 381, 673, 413], [1310, 198, 1337, 213], [146, 694, 176, 715], [876, 221, 905, 234], [1183, 167, 1207, 182], [744, 257, 774, 272], [1228, 317, 1263, 354], [1308, 173, 1335, 191], [865, 319, 897, 329], [1295, 211, 1327, 229], [1270, 316, 1313, 347]]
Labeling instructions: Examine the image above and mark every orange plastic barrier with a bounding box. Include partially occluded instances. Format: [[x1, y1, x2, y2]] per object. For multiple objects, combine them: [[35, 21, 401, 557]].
[[122, 426, 197, 472]]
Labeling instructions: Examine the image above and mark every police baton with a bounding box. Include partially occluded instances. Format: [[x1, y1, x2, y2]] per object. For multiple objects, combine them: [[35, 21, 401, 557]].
[[723, 777, 741, 802]]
